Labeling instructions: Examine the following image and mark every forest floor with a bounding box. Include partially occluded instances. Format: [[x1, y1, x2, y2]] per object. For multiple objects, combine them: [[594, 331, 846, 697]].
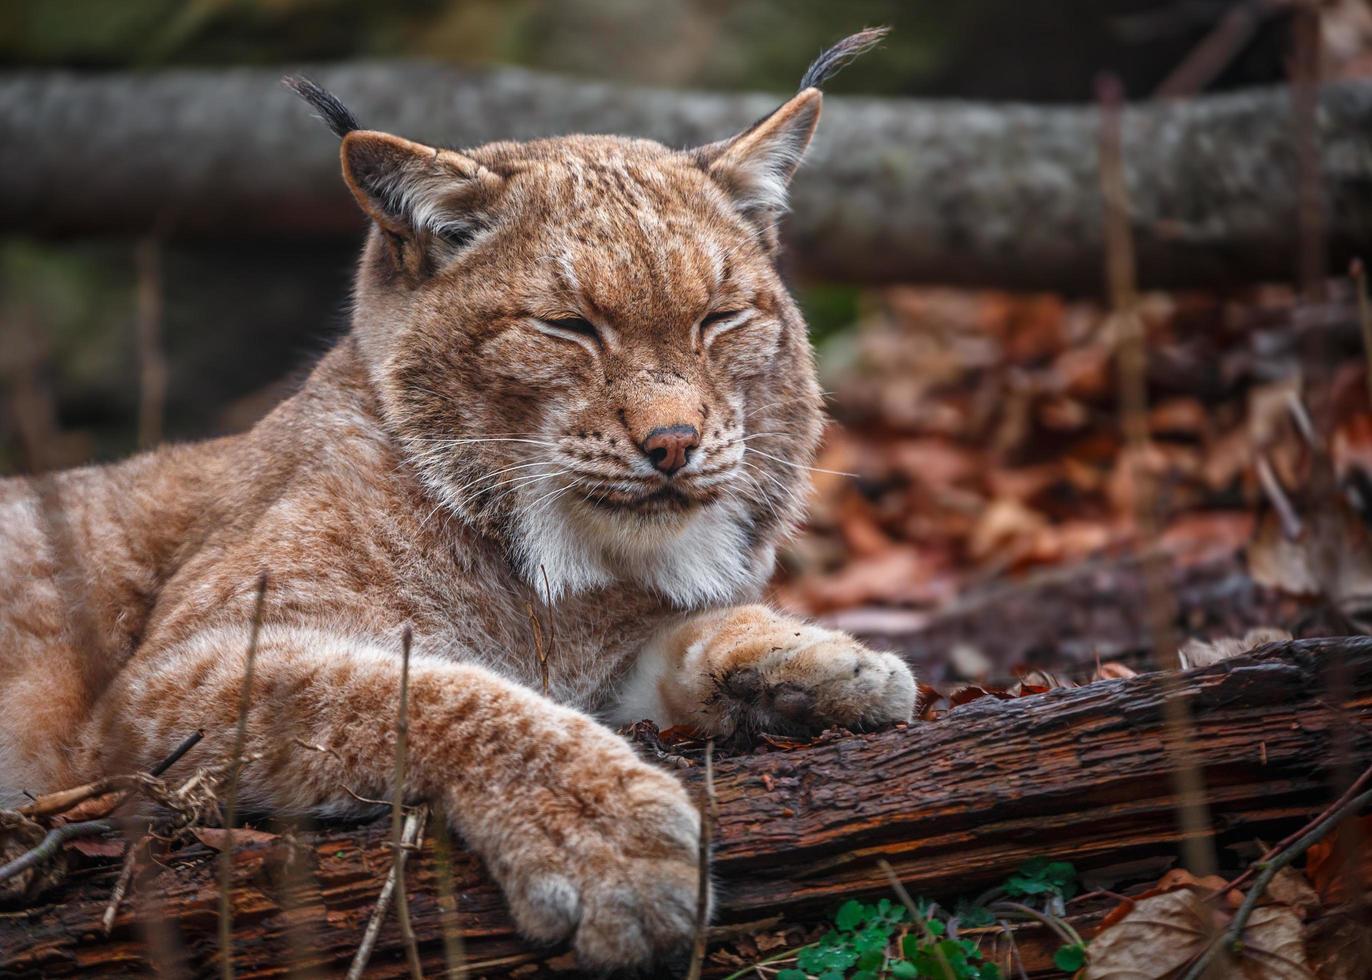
[[2, 283, 1371, 978]]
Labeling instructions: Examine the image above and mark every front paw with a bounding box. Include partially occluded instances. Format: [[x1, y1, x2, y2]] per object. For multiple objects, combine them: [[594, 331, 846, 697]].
[[710, 622, 916, 740], [478, 718, 704, 971]]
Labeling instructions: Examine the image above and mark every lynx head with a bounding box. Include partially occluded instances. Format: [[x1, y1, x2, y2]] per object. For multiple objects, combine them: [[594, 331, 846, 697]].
[[287, 29, 884, 607]]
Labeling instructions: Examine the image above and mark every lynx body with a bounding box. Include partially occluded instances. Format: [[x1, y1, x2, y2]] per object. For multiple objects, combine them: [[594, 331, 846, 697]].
[[0, 32, 914, 969]]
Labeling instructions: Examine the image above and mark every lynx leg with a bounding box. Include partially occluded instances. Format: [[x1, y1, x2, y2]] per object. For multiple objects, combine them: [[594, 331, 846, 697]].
[[77, 625, 703, 970], [612, 605, 916, 741]]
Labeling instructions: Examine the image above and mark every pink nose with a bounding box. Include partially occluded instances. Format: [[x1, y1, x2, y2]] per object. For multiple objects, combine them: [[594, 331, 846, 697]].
[[641, 425, 699, 475]]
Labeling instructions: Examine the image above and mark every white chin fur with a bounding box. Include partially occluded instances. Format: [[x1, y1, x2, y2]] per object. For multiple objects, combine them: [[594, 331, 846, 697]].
[[512, 493, 770, 608]]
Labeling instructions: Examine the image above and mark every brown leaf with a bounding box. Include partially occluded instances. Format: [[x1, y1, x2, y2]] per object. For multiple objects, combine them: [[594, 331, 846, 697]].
[[65, 837, 126, 859], [947, 685, 1014, 708], [1098, 869, 1237, 930], [191, 827, 280, 851], [1094, 662, 1137, 681], [1305, 911, 1372, 980], [1087, 890, 1316, 979], [1086, 890, 1216, 978], [1305, 814, 1372, 905], [1261, 865, 1320, 918]]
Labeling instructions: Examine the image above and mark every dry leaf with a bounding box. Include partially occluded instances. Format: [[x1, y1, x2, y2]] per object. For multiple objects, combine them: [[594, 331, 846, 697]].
[[191, 827, 280, 850], [1305, 814, 1372, 905], [1305, 911, 1372, 980], [65, 837, 126, 859], [1087, 889, 1316, 979], [1086, 890, 1216, 978], [1098, 869, 1238, 930], [1261, 866, 1320, 918]]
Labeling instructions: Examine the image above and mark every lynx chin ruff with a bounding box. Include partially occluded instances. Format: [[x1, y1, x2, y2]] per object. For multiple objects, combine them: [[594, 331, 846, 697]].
[[0, 30, 914, 970]]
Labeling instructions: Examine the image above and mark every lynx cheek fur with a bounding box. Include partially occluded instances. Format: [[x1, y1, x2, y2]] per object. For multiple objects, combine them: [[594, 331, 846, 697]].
[[0, 30, 914, 969]]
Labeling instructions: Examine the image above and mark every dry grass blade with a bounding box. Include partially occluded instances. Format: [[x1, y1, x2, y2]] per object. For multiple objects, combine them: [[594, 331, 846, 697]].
[[1352, 259, 1372, 406], [101, 836, 144, 935], [1097, 72, 1216, 879], [431, 811, 470, 979], [526, 602, 550, 697], [346, 807, 429, 980], [877, 858, 955, 980], [392, 626, 424, 980], [685, 738, 715, 980], [134, 235, 167, 450], [218, 572, 269, 980]]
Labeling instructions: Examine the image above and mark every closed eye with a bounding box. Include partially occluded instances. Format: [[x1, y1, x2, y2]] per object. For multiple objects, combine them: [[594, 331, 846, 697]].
[[535, 316, 601, 346], [699, 310, 750, 342]]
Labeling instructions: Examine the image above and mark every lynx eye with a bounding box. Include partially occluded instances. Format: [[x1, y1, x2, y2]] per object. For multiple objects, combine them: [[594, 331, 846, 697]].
[[535, 316, 601, 345], [699, 310, 748, 341]]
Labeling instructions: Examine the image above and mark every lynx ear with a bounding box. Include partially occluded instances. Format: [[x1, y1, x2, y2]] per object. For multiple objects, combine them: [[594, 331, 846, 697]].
[[701, 88, 822, 226], [284, 75, 498, 272], [339, 131, 492, 248], [696, 27, 888, 243]]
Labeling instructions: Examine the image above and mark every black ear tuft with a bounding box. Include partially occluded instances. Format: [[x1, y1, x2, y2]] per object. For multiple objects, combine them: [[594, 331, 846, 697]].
[[283, 75, 360, 139], [798, 26, 889, 91]]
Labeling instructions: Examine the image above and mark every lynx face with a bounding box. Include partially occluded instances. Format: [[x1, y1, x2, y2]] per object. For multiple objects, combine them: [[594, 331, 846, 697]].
[[293, 79, 828, 605]]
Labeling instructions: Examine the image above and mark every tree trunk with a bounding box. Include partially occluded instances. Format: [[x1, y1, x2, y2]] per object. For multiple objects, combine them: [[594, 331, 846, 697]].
[[1, 636, 1368, 977], [2, 65, 1371, 290]]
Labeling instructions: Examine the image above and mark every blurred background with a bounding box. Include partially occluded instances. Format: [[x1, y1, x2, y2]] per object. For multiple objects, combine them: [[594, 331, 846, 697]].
[[4, 0, 1372, 691]]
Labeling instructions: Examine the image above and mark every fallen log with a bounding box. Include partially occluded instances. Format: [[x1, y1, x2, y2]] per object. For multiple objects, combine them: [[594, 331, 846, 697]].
[[1, 636, 1368, 977], [3, 65, 1371, 290]]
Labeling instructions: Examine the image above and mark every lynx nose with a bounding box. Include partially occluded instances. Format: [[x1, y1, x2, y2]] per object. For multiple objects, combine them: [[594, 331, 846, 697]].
[[641, 425, 699, 475]]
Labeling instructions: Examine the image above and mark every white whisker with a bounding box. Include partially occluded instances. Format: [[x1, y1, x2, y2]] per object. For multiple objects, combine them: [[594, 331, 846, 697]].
[[746, 447, 856, 478]]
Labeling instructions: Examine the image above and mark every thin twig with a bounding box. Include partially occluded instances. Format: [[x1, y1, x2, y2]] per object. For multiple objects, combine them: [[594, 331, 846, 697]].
[[1098, 71, 1217, 878], [18, 776, 143, 820], [990, 900, 1084, 950], [997, 919, 1031, 980], [20, 729, 204, 819], [1182, 782, 1372, 980], [431, 810, 470, 979], [391, 627, 424, 980], [1255, 453, 1303, 539], [102, 837, 144, 935], [1152, 0, 1287, 99], [686, 738, 716, 980], [0, 752, 242, 886], [150, 729, 206, 778], [218, 572, 269, 980], [346, 807, 428, 980], [1352, 259, 1372, 407], [1215, 758, 1372, 897], [719, 946, 811, 980], [526, 602, 550, 697], [1291, 0, 1326, 302], [134, 236, 167, 450], [877, 858, 955, 980], [0, 819, 113, 884]]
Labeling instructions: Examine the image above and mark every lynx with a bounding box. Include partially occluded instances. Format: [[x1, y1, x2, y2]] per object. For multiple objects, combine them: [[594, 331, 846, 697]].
[[0, 30, 915, 969]]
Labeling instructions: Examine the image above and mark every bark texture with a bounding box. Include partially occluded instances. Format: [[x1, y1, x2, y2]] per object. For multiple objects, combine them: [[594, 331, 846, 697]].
[[3, 64, 1372, 289], [1, 637, 1368, 977]]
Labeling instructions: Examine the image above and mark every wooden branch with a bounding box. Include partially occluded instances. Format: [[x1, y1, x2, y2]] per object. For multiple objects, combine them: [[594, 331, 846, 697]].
[[2, 65, 1371, 290], [2, 637, 1368, 977]]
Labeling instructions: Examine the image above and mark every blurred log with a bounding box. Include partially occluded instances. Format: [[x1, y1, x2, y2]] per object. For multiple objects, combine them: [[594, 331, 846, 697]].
[[835, 551, 1315, 686], [2, 64, 1371, 290], [1, 636, 1368, 977]]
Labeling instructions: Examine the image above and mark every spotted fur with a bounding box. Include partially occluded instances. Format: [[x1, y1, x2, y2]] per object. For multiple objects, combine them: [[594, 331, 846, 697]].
[[0, 31, 911, 969]]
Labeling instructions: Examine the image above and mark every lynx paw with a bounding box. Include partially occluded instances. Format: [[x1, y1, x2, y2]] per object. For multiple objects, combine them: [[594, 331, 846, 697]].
[[481, 722, 704, 970], [711, 622, 916, 740]]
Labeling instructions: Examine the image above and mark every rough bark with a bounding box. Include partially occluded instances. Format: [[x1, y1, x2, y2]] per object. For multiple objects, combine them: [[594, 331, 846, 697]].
[[3, 64, 1371, 289], [1, 636, 1368, 977]]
